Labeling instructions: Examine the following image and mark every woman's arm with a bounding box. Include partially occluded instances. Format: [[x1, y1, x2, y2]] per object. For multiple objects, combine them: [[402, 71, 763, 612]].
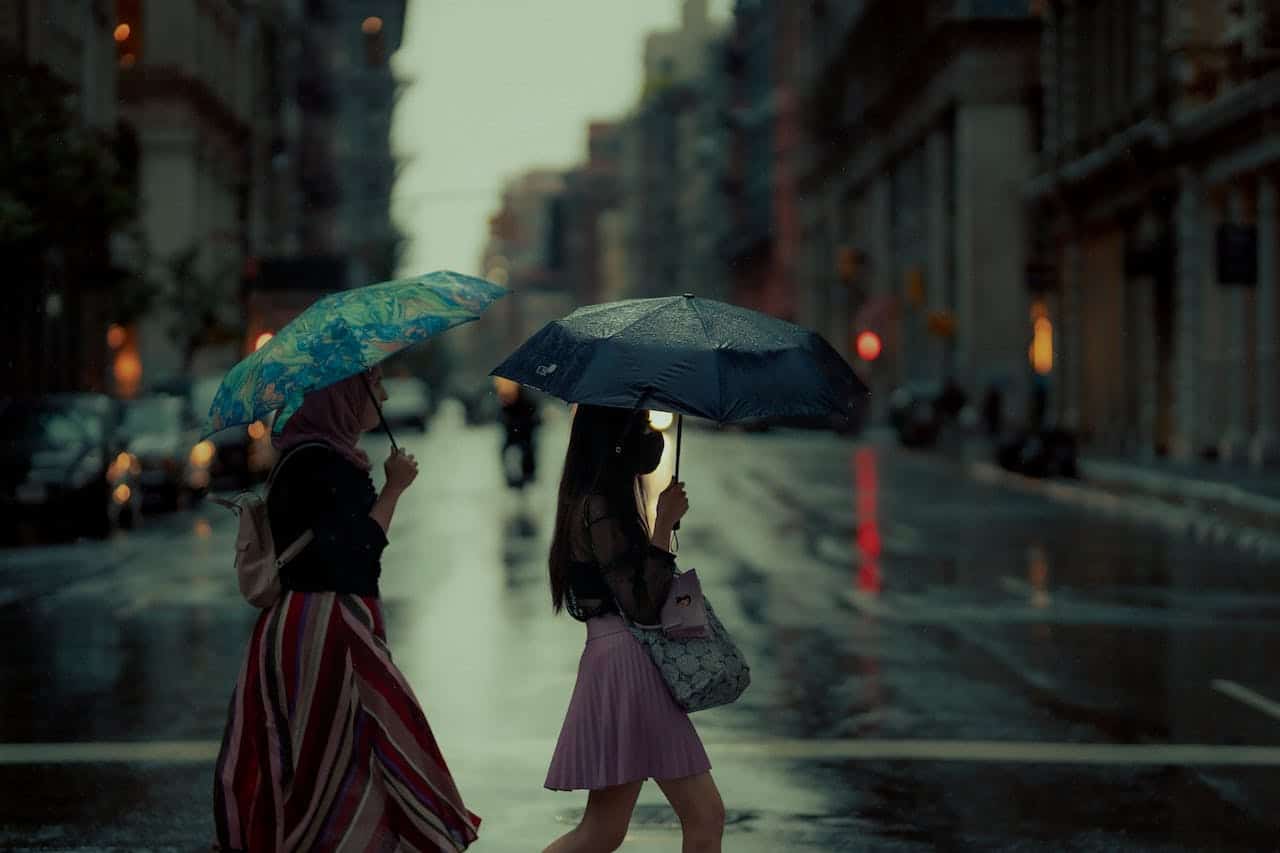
[[587, 498, 676, 624], [368, 485, 403, 535], [368, 449, 419, 534]]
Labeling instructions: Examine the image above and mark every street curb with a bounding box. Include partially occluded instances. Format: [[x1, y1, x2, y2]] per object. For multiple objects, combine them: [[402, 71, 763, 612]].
[[968, 461, 1280, 561], [1080, 459, 1280, 525]]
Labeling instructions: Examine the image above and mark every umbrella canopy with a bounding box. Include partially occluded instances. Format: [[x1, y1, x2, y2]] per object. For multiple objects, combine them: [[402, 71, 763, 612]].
[[490, 294, 867, 424], [205, 270, 506, 437]]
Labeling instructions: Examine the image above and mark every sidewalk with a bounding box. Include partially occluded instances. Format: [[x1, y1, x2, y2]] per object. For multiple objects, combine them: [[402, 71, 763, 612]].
[[908, 427, 1280, 559], [1080, 453, 1280, 524]]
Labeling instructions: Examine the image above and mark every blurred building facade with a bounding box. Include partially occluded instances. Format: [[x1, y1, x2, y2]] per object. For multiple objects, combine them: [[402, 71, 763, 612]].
[[466, 0, 1279, 471], [681, 29, 734, 304], [98, 0, 406, 392], [621, 0, 728, 300], [458, 169, 574, 390], [1031, 0, 1280, 466], [796, 0, 1042, 417], [292, 0, 404, 285], [555, 122, 625, 307], [721, 0, 807, 322], [1, 0, 118, 126], [113, 0, 265, 386], [243, 0, 407, 358], [1, 0, 125, 396]]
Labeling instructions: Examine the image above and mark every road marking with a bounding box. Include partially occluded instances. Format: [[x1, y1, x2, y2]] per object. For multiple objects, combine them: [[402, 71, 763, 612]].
[[0, 740, 221, 764], [847, 589, 896, 619], [4, 738, 1280, 767], [715, 739, 1280, 766], [1212, 679, 1280, 722]]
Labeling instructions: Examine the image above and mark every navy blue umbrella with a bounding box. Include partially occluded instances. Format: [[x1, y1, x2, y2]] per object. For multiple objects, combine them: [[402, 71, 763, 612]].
[[491, 294, 868, 475]]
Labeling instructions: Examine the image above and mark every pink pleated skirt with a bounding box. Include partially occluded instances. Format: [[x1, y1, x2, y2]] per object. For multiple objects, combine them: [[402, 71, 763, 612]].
[[544, 614, 712, 791]]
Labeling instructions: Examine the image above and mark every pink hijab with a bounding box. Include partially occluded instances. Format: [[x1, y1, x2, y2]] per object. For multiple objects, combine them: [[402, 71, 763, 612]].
[[273, 369, 377, 471]]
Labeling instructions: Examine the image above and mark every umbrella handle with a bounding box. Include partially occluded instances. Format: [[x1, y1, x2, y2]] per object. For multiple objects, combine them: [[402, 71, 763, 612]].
[[674, 413, 683, 481], [673, 414, 683, 532], [362, 374, 399, 452]]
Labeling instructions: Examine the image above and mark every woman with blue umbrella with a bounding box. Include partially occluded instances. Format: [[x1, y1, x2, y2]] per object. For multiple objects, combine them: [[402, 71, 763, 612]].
[[210, 271, 504, 853]]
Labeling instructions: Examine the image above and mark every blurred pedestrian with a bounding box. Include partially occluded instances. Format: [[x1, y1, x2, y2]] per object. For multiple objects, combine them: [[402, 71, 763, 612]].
[[541, 404, 725, 853], [938, 375, 967, 420], [982, 384, 1004, 437], [1030, 373, 1049, 432], [500, 383, 541, 489], [212, 367, 480, 853]]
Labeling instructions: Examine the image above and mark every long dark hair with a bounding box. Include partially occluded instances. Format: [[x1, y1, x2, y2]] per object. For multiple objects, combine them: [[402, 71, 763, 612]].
[[548, 404, 651, 613]]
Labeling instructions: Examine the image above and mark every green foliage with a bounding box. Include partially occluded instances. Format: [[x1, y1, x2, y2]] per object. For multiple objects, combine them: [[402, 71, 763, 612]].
[[0, 62, 136, 258]]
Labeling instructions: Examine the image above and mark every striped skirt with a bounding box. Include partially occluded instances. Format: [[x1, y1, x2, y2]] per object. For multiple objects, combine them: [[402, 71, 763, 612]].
[[213, 592, 480, 852], [544, 614, 711, 791]]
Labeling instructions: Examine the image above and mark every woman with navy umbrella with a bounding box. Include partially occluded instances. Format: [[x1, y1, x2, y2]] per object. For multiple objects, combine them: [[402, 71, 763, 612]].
[[541, 404, 725, 853]]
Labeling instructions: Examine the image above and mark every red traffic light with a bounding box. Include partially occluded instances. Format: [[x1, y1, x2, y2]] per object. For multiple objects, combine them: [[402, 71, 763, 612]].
[[856, 331, 882, 362]]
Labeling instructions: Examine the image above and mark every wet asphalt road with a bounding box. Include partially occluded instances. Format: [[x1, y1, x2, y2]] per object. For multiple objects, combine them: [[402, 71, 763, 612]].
[[1, 403, 1278, 852]]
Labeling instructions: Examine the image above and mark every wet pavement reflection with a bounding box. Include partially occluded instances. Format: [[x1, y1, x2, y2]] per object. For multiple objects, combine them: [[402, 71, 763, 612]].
[[1, 407, 1278, 850]]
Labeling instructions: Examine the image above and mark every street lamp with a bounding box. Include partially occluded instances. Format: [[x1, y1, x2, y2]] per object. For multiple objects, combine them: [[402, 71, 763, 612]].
[[647, 410, 675, 432]]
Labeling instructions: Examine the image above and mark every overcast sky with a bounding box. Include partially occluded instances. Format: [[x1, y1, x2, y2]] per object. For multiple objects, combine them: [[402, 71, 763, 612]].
[[388, 0, 732, 279]]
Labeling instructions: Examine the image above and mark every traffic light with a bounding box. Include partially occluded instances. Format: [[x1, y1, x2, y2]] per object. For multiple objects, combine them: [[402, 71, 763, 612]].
[[856, 331, 882, 362]]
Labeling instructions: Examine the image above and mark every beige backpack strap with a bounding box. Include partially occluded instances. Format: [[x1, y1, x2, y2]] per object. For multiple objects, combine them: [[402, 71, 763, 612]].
[[266, 441, 328, 569], [209, 495, 240, 513], [274, 529, 315, 569], [266, 441, 329, 492]]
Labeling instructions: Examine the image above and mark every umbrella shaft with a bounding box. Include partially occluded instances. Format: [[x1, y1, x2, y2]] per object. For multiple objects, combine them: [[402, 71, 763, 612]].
[[362, 374, 399, 452], [673, 414, 683, 531]]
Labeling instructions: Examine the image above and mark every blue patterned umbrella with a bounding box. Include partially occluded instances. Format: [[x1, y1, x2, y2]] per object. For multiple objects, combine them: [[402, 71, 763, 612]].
[[204, 271, 506, 438]]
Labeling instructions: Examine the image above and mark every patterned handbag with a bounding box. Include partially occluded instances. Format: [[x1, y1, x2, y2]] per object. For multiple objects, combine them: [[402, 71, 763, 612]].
[[624, 570, 751, 713]]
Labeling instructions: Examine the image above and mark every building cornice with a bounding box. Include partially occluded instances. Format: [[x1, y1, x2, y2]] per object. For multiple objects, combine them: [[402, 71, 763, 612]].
[[801, 23, 1038, 192], [1027, 70, 1280, 205], [118, 65, 250, 145]]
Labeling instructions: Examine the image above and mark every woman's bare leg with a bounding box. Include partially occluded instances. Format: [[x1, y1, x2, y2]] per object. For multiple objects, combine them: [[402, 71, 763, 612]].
[[543, 781, 644, 853], [655, 771, 725, 853]]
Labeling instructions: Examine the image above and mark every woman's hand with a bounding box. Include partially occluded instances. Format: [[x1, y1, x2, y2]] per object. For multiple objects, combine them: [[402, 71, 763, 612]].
[[653, 480, 688, 543], [383, 448, 419, 494]]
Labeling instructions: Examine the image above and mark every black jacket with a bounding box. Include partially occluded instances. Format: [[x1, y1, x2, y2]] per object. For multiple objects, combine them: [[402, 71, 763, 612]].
[[267, 445, 387, 596]]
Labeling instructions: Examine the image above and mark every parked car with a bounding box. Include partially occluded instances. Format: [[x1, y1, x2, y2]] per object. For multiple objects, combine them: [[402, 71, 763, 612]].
[[160, 376, 275, 488], [996, 429, 1080, 479], [380, 377, 432, 432], [888, 381, 944, 447], [735, 408, 866, 436], [0, 394, 141, 539], [119, 394, 214, 510]]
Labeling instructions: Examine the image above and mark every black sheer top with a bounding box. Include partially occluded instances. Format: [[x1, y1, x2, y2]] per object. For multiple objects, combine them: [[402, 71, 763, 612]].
[[267, 444, 387, 596], [565, 495, 677, 624]]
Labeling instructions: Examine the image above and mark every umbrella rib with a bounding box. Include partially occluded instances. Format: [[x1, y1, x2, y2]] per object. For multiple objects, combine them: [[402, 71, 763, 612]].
[[598, 300, 680, 408], [602, 299, 676, 345], [686, 297, 725, 422]]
